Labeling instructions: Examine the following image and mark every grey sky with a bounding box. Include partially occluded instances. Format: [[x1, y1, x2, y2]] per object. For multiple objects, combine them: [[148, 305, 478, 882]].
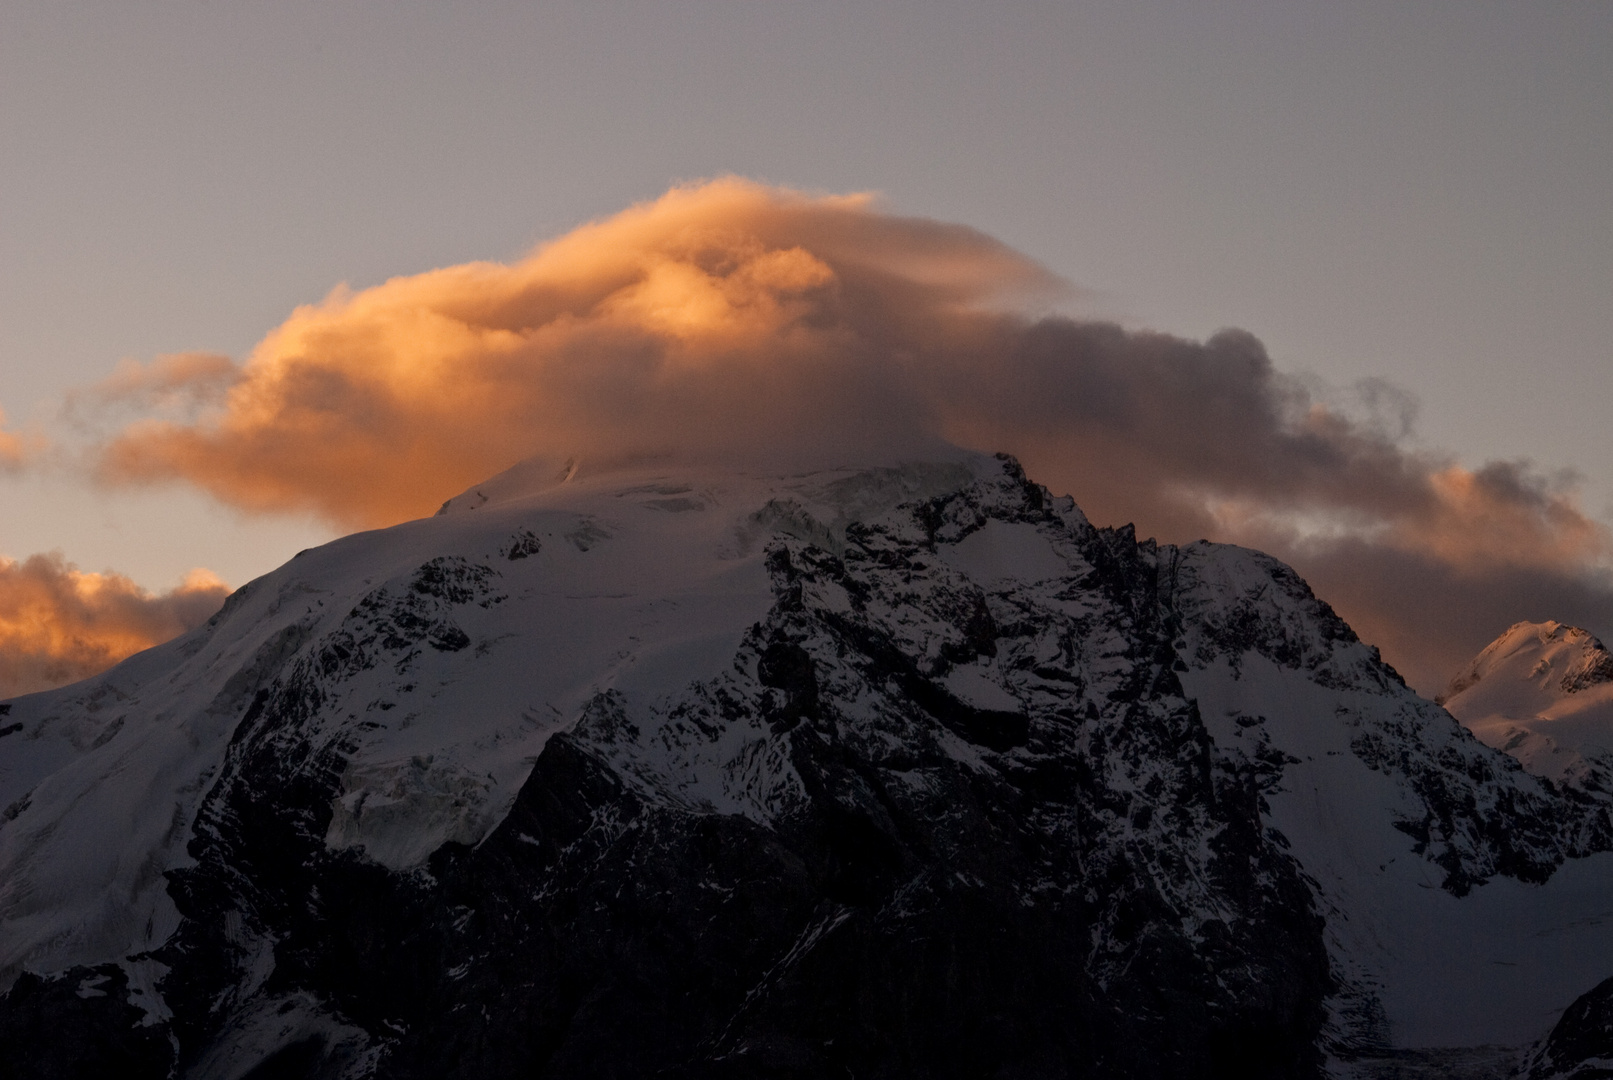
[[2, 0, 1609, 591]]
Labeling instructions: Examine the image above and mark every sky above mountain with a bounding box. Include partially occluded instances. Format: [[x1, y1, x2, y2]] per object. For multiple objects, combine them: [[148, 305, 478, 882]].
[[1, 1, 1609, 696]]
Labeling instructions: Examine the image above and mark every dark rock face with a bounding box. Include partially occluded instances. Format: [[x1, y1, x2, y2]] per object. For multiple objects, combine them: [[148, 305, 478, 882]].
[[1, 456, 1600, 1077], [0, 964, 172, 1080], [1525, 977, 1613, 1080]]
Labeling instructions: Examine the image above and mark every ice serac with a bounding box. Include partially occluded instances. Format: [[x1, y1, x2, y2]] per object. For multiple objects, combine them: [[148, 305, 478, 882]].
[[2, 450, 1613, 1078], [1442, 621, 1613, 789]]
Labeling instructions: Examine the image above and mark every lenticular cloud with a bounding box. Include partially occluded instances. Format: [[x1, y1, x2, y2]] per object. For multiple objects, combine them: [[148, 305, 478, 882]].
[[90, 178, 1613, 692]]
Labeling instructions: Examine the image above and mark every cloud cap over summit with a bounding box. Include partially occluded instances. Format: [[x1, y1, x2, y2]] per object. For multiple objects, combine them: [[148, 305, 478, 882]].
[[88, 178, 1613, 694], [96, 179, 1055, 526]]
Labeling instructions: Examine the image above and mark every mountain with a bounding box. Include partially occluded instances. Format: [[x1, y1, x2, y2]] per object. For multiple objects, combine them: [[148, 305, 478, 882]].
[[1440, 621, 1613, 790], [1435, 622, 1613, 1080], [5, 450, 1613, 1079]]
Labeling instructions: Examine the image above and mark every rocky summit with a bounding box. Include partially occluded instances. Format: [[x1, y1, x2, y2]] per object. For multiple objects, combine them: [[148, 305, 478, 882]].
[[5, 451, 1613, 1079]]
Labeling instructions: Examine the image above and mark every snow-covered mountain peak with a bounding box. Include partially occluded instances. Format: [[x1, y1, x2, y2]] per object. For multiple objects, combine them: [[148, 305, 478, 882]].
[[0, 448, 1051, 988], [1442, 621, 1613, 704], [1441, 621, 1613, 787], [8, 450, 1613, 1076], [432, 443, 1002, 525]]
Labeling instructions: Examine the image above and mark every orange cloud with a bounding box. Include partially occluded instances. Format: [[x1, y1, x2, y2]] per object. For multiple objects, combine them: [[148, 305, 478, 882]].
[[98, 179, 1055, 527], [0, 409, 44, 472], [0, 555, 229, 699], [87, 177, 1613, 693]]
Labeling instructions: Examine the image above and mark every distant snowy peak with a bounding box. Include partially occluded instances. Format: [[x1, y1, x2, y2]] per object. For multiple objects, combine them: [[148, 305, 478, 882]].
[[1442, 621, 1613, 704], [1442, 621, 1613, 788]]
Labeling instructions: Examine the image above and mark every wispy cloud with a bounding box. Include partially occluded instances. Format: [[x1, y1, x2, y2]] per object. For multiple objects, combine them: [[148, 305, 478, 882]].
[[66, 351, 240, 420]]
